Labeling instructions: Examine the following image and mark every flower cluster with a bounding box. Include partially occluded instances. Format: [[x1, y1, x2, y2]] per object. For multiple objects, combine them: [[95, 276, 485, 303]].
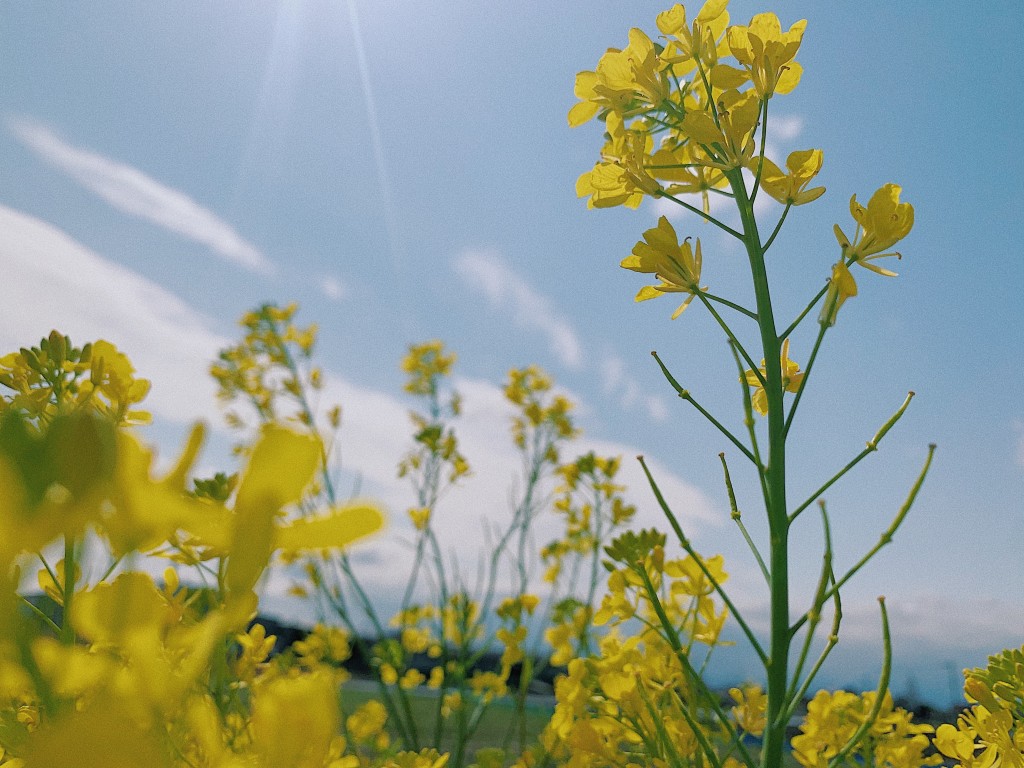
[[934, 647, 1024, 768], [792, 690, 939, 768], [0, 330, 384, 767], [0, 332, 151, 427]]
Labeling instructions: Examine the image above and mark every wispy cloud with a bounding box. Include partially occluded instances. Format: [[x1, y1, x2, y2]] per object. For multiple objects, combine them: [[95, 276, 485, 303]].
[[0, 204, 227, 424], [600, 351, 669, 422], [453, 249, 583, 369], [7, 117, 274, 275], [320, 275, 347, 301]]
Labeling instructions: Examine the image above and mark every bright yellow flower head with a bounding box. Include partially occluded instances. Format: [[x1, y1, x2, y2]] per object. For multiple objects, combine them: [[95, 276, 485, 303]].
[[834, 183, 914, 273], [680, 88, 761, 169], [568, 28, 670, 127], [742, 338, 803, 416], [657, 0, 731, 74], [621, 216, 705, 318], [754, 148, 825, 206], [714, 12, 807, 98]]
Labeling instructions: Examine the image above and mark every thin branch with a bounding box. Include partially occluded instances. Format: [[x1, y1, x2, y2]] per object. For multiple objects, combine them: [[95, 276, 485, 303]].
[[828, 598, 892, 768], [793, 443, 936, 634], [762, 202, 793, 253], [719, 452, 769, 583], [651, 351, 757, 464], [783, 321, 829, 437], [637, 455, 768, 664], [656, 190, 743, 239], [789, 392, 916, 523]]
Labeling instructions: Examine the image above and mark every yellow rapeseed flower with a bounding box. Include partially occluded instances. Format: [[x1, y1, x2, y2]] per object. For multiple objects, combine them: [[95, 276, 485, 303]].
[[715, 12, 807, 98], [621, 216, 705, 318], [754, 148, 825, 206], [742, 338, 803, 416], [834, 183, 914, 273]]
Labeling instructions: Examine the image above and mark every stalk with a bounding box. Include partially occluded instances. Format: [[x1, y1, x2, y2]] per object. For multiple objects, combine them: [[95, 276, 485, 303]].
[[728, 167, 790, 768]]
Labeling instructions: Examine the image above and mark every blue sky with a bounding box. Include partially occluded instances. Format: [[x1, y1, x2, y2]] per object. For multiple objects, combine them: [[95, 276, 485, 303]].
[[1, 1, 1021, 705]]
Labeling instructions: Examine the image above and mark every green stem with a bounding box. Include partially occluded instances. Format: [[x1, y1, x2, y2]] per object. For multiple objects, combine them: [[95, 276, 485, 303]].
[[762, 203, 793, 253], [20, 595, 62, 636], [793, 443, 936, 634], [636, 566, 750, 767], [60, 535, 76, 645], [749, 98, 770, 205], [780, 282, 829, 341], [637, 684, 691, 768], [727, 166, 790, 768], [728, 341, 771, 505], [703, 291, 759, 321], [828, 599, 892, 768], [786, 503, 834, 702], [784, 575, 842, 723], [694, 292, 763, 378], [783, 321, 829, 437], [656, 190, 743, 239]]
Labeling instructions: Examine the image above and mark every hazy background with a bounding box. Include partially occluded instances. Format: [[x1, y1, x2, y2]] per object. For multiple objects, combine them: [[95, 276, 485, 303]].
[[1, 1, 1021, 707]]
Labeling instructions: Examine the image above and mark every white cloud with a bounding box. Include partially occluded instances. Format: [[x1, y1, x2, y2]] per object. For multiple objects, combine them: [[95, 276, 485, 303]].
[[645, 394, 669, 422], [8, 117, 274, 275], [320, 275, 347, 301], [452, 249, 583, 369], [600, 351, 667, 422], [0, 204, 226, 424], [770, 114, 804, 142]]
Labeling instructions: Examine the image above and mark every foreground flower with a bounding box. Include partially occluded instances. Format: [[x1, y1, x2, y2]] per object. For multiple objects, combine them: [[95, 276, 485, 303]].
[[567, 27, 669, 127], [819, 259, 858, 326], [621, 216, 705, 318], [742, 338, 803, 415], [656, 0, 731, 74], [755, 148, 825, 206], [834, 183, 914, 273], [714, 12, 807, 98]]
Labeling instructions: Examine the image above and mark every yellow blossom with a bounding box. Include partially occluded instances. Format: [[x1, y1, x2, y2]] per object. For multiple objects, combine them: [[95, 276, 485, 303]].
[[408, 506, 431, 531], [567, 28, 669, 127], [819, 259, 859, 327], [730, 685, 767, 736], [714, 12, 807, 98], [754, 148, 825, 206], [742, 338, 803, 416], [834, 183, 914, 273], [657, 0, 731, 74], [621, 216, 705, 318]]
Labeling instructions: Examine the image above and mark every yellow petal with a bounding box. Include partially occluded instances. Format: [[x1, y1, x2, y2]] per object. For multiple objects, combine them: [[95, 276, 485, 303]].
[[23, 706, 170, 768], [634, 285, 663, 302], [568, 100, 599, 128], [235, 425, 320, 516], [276, 503, 385, 552], [709, 63, 749, 89], [774, 60, 803, 94], [228, 425, 320, 597]]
